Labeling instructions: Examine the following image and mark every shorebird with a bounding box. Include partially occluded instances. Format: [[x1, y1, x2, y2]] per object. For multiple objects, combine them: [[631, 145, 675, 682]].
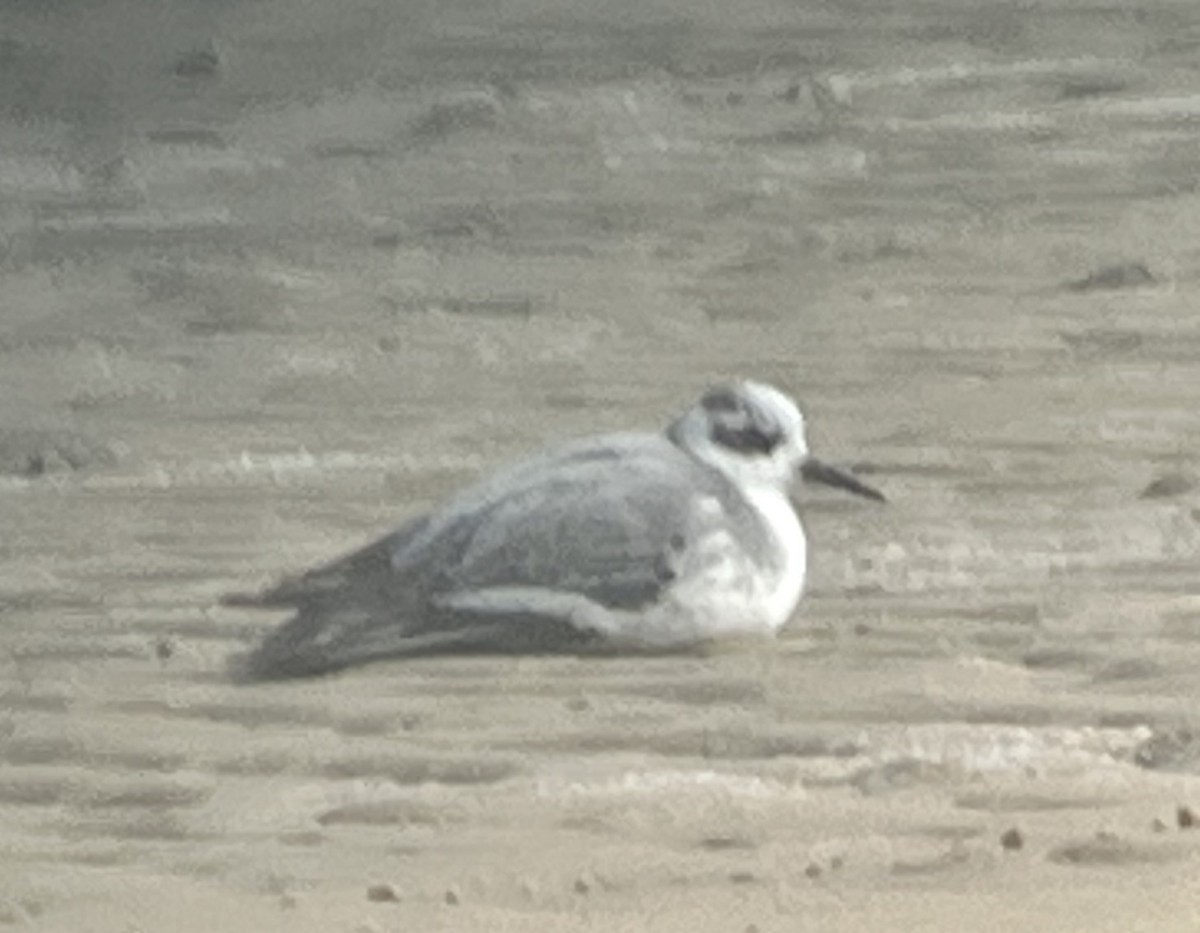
[[234, 381, 884, 678]]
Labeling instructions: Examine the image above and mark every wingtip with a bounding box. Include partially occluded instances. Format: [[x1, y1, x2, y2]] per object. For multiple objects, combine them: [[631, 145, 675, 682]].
[[220, 577, 314, 610], [230, 637, 349, 683]]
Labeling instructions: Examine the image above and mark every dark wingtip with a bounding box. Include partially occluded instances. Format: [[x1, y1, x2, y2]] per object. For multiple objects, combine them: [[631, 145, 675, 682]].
[[227, 610, 355, 683], [230, 640, 348, 683], [220, 578, 314, 610]]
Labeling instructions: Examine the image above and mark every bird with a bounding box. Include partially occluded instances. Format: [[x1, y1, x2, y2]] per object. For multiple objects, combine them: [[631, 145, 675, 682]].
[[230, 380, 884, 679]]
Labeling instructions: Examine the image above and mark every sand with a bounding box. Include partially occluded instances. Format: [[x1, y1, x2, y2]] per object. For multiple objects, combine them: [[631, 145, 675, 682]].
[[3, 0, 1200, 929]]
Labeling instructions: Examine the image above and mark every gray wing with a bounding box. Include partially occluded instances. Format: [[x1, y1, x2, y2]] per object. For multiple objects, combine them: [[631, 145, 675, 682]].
[[435, 453, 704, 609], [223, 515, 432, 609], [236, 434, 764, 679]]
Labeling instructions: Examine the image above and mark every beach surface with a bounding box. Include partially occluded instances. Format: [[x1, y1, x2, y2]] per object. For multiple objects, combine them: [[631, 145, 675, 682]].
[[2, 1, 1200, 929]]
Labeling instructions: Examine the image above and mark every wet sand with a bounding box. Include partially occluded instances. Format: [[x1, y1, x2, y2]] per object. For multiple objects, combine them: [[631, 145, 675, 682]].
[[3, 1, 1200, 929]]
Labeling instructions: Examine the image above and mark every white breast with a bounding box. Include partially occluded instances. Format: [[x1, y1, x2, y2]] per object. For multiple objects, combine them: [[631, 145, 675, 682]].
[[743, 486, 807, 630], [631, 487, 808, 647]]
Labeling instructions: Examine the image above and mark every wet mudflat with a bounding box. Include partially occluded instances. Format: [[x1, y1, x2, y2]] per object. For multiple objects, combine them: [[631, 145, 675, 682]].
[[2, 1, 1200, 930]]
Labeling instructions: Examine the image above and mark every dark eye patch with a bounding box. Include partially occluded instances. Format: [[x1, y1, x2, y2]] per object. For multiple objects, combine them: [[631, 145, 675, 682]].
[[696, 386, 787, 453], [700, 387, 744, 415], [711, 422, 783, 455], [699, 386, 785, 456]]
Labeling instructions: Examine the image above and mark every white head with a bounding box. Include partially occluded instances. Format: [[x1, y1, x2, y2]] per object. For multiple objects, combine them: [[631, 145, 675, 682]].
[[668, 381, 807, 491], [667, 381, 885, 501]]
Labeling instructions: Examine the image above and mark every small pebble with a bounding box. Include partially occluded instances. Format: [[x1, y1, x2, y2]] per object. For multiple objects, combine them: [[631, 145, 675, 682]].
[[1066, 261, 1154, 293], [410, 94, 500, 140], [573, 877, 590, 896], [804, 863, 822, 879], [1140, 473, 1196, 500], [173, 45, 221, 78], [1178, 805, 1196, 829], [443, 888, 460, 906], [366, 884, 398, 903], [1152, 818, 1168, 833], [1000, 827, 1024, 851]]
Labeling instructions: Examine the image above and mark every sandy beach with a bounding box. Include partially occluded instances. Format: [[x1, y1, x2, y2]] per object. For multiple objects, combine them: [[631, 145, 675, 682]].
[[3, 0, 1200, 929]]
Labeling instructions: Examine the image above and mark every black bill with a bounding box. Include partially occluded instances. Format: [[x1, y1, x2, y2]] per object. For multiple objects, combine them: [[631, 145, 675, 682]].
[[800, 458, 885, 502]]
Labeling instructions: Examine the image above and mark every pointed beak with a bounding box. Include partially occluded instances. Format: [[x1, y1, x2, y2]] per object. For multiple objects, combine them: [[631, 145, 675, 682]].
[[800, 458, 885, 502]]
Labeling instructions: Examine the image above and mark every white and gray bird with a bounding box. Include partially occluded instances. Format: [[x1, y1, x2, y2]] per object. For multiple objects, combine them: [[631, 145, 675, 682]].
[[233, 381, 884, 679]]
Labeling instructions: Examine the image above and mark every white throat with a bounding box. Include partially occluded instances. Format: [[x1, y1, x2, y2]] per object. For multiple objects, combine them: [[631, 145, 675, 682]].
[[742, 484, 808, 630]]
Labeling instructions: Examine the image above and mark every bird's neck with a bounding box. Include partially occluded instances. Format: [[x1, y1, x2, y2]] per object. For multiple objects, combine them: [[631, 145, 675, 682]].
[[743, 483, 808, 629]]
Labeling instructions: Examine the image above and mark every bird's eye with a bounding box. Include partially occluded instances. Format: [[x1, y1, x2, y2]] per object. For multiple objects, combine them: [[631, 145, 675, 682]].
[[699, 387, 784, 456], [711, 422, 783, 455]]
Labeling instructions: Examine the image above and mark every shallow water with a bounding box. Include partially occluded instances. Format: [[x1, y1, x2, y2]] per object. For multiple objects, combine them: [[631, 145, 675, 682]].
[[3, 1, 1200, 928]]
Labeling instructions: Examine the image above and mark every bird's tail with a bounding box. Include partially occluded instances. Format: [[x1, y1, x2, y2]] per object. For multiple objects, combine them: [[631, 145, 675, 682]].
[[233, 604, 518, 681]]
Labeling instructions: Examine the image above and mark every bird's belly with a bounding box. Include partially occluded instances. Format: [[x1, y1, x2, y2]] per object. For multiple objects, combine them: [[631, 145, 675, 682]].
[[627, 495, 807, 647], [634, 566, 798, 647]]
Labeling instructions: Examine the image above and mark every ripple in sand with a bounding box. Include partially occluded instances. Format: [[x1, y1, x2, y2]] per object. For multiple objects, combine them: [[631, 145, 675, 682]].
[[317, 798, 460, 828], [0, 428, 117, 478], [77, 776, 214, 810], [955, 791, 1128, 813], [1065, 261, 1154, 292], [112, 697, 337, 730], [317, 753, 522, 786], [10, 636, 155, 663], [536, 766, 805, 802], [498, 726, 863, 761], [59, 812, 197, 842], [0, 768, 212, 810], [1049, 832, 1187, 866], [890, 843, 977, 876], [2, 736, 187, 773]]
